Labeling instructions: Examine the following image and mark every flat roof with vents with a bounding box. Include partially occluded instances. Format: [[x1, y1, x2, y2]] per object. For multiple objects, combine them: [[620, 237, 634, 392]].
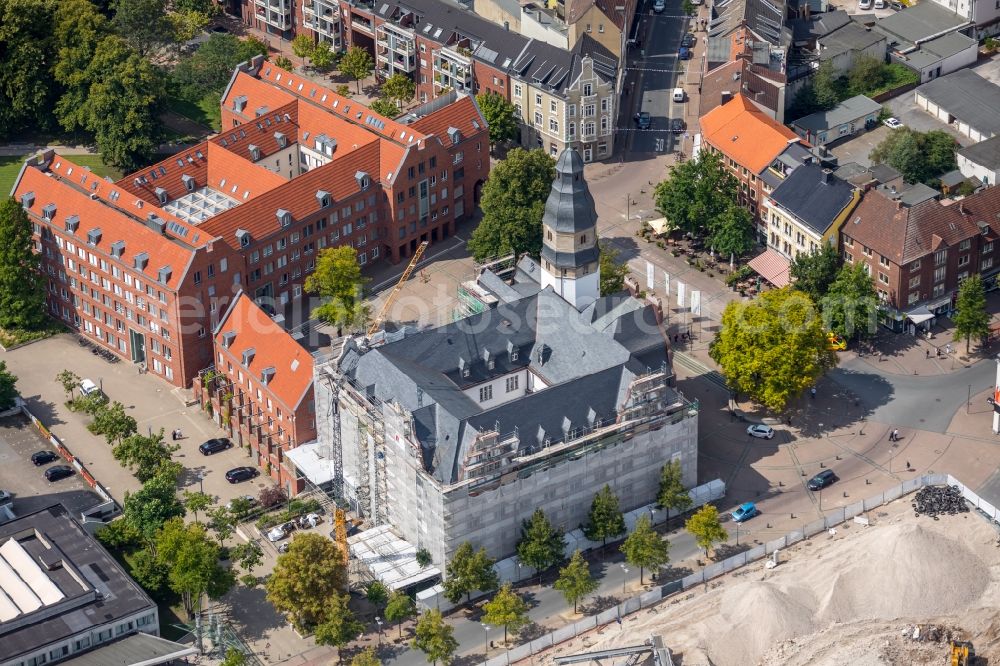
[[0, 504, 157, 664], [163, 186, 240, 224]]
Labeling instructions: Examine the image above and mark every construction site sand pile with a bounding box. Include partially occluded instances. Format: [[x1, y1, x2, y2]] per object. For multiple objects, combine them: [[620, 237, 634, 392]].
[[541, 510, 1000, 666]]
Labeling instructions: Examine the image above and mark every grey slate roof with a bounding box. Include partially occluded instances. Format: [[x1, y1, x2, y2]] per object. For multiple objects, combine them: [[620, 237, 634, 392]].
[[348, 286, 668, 483], [958, 135, 1000, 170], [789, 9, 851, 42], [769, 163, 857, 236], [816, 22, 885, 59], [791, 94, 881, 132], [915, 69, 1000, 139], [58, 633, 196, 666], [0, 505, 157, 663], [875, 0, 970, 44], [903, 31, 976, 70], [542, 149, 597, 235]]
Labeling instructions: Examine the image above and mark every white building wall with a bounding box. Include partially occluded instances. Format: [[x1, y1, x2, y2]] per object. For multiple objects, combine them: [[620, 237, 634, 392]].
[[916, 42, 978, 82], [540, 269, 600, 310], [460, 369, 529, 408], [958, 152, 1000, 185], [1, 609, 158, 666]]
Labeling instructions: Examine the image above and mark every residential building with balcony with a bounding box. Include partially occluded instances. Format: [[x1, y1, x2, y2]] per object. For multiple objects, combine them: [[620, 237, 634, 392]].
[[245, 0, 295, 39], [699, 93, 811, 236], [840, 186, 1000, 331], [12, 57, 489, 389], [195, 292, 318, 496], [302, 0, 343, 49]]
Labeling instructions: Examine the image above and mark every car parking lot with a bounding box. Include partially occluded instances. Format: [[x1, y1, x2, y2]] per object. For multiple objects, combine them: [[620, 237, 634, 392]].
[[0, 414, 101, 518]]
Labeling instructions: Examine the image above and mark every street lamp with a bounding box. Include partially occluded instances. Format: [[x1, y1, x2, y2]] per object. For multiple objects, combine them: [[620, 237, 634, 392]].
[[375, 616, 383, 646], [516, 559, 524, 583], [620, 564, 629, 595], [483, 624, 490, 656]]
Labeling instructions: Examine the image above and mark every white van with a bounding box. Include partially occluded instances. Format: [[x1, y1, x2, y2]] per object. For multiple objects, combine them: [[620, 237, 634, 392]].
[[858, 0, 872, 8], [673, 88, 685, 102], [79, 379, 101, 396]]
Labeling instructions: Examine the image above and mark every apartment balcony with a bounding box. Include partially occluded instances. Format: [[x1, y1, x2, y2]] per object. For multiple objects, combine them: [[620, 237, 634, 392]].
[[302, 1, 314, 12], [350, 14, 374, 33]]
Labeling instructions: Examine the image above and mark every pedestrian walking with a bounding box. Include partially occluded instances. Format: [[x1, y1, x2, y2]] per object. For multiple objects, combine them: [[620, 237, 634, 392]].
[[925, 349, 930, 359], [892, 429, 900, 442], [810, 387, 817, 399]]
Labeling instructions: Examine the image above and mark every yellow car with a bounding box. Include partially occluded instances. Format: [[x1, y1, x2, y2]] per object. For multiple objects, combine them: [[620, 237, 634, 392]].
[[826, 333, 847, 351]]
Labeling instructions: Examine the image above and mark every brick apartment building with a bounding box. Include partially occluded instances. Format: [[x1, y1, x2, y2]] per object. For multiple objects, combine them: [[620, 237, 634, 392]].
[[239, 0, 620, 160], [840, 186, 1000, 331], [700, 93, 812, 239], [195, 292, 316, 495], [11, 57, 488, 388]]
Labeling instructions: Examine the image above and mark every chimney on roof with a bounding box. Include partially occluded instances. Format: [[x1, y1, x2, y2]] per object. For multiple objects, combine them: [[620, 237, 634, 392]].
[[896, 199, 904, 210], [959, 201, 967, 215], [721, 91, 733, 105], [146, 214, 167, 235], [820, 168, 832, 184]]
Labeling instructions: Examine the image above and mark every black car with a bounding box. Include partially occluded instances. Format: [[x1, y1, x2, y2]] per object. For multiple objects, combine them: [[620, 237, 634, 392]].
[[45, 465, 75, 482], [31, 450, 59, 466], [671, 118, 686, 134], [889, 1, 904, 8], [681, 33, 696, 47], [636, 112, 651, 130], [199, 438, 233, 455], [225, 466, 260, 483], [807, 469, 838, 491]]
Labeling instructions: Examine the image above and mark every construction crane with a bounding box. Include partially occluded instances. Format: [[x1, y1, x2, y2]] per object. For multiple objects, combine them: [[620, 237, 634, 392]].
[[366, 241, 429, 337]]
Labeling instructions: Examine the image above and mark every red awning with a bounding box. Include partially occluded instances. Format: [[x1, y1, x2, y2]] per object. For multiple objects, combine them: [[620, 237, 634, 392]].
[[748, 249, 791, 288]]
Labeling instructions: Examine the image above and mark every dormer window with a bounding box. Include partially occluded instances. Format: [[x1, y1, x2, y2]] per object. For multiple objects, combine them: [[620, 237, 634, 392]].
[[20, 192, 34, 209], [65, 215, 80, 234], [110, 240, 125, 258], [508, 340, 519, 362], [274, 131, 287, 148], [233, 95, 247, 112], [248, 144, 261, 161], [134, 252, 149, 270], [242, 347, 256, 366], [86, 227, 101, 245], [316, 190, 331, 208], [157, 265, 172, 284], [236, 229, 251, 248], [447, 126, 461, 144], [182, 174, 196, 192], [42, 203, 56, 221], [355, 171, 371, 190], [155, 187, 168, 205], [261, 367, 276, 385], [221, 331, 235, 348], [276, 209, 292, 227]]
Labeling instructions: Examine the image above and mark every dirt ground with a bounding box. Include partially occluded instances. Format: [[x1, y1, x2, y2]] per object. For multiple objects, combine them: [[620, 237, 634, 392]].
[[536, 496, 1000, 666]]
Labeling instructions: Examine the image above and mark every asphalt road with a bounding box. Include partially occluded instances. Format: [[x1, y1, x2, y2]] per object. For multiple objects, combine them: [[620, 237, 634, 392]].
[[625, 1, 690, 155]]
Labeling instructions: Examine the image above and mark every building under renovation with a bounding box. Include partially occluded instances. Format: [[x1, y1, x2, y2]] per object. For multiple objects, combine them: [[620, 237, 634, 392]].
[[311, 150, 698, 565]]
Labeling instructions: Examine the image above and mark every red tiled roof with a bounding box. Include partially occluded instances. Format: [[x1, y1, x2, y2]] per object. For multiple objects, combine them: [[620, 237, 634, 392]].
[[216, 292, 313, 411], [114, 143, 211, 206], [408, 95, 486, 145], [844, 189, 979, 265], [294, 100, 381, 156], [16, 161, 196, 290], [200, 140, 382, 249], [701, 93, 803, 173], [204, 141, 287, 202], [210, 100, 300, 163]]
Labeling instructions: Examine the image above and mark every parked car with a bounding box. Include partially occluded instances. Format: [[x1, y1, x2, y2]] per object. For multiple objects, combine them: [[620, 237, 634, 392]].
[[858, 0, 872, 8], [671, 118, 686, 134], [653, 0, 665, 11], [45, 465, 75, 482], [636, 112, 651, 129], [746, 424, 775, 439], [31, 450, 59, 466], [79, 378, 101, 397], [199, 438, 233, 455], [267, 521, 296, 542], [873, 0, 885, 8], [731, 502, 760, 523], [681, 33, 696, 48], [807, 469, 838, 490], [883, 117, 903, 129], [225, 466, 260, 483], [678, 46, 693, 60], [277, 541, 290, 553], [889, 1, 904, 9], [226, 494, 257, 511]]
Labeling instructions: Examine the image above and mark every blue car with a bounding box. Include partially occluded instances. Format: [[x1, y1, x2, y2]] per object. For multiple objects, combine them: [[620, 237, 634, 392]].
[[678, 47, 692, 60], [731, 502, 759, 523]]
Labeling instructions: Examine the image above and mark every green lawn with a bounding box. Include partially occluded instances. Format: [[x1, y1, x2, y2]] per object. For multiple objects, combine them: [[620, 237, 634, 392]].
[[167, 94, 222, 132], [0, 153, 121, 196]]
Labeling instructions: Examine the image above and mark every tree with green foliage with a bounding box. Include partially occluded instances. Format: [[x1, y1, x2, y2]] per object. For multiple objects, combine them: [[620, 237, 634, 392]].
[[97, 518, 142, 550], [416, 547, 432, 568], [516, 509, 565, 575], [113, 429, 179, 482], [657, 460, 692, 515], [812, 61, 842, 111], [554, 549, 598, 613], [870, 127, 957, 184], [340, 46, 373, 93], [583, 484, 626, 547], [53, 0, 111, 134], [207, 506, 236, 545], [482, 583, 528, 644], [79, 35, 165, 171], [847, 55, 887, 96], [129, 547, 168, 593], [0, 198, 46, 331], [167, 9, 210, 48], [370, 98, 401, 117], [266, 533, 348, 630], [366, 580, 390, 609], [306, 246, 369, 331], [56, 370, 82, 399], [385, 589, 416, 638], [175, 0, 215, 13], [708, 203, 755, 261], [790, 244, 842, 303], [821, 262, 879, 343], [311, 41, 336, 70], [182, 490, 213, 524], [336, 83, 352, 97], [123, 468, 185, 546], [412, 609, 458, 665], [291, 34, 314, 65], [599, 243, 630, 295], [475, 91, 519, 147], [710, 287, 836, 412], [654, 151, 739, 237], [111, 0, 173, 56], [351, 646, 381, 666], [314, 592, 364, 661], [443, 541, 498, 604], [172, 34, 268, 103], [221, 648, 249, 666], [156, 517, 235, 618], [0, 362, 17, 411], [468, 148, 556, 261], [953, 274, 990, 354], [230, 541, 264, 582], [88, 400, 138, 445], [685, 504, 728, 557], [275, 55, 294, 70], [621, 515, 669, 584], [227, 496, 255, 521], [0, 0, 58, 139], [382, 72, 416, 107]]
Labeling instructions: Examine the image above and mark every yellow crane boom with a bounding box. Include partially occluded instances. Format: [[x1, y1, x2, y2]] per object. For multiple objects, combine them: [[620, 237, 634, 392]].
[[366, 241, 429, 337]]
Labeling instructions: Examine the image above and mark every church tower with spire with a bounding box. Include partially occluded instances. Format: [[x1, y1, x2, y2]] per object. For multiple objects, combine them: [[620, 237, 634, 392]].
[[539, 148, 600, 310]]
